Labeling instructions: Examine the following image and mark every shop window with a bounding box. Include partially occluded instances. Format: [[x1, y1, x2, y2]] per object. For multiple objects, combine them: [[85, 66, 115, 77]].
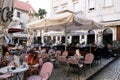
[[73, 2, 79, 12], [104, 0, 113, 7], [88, 0, 95, 11]]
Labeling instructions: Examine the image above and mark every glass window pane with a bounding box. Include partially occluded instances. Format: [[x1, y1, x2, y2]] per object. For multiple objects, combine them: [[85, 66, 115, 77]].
[[88, 0, 95, 8], [105, 0, 113, 7]]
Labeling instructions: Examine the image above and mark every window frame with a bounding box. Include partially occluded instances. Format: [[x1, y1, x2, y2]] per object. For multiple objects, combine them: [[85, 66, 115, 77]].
[[104, 0, 114, 8], [73, 2, 79, 12], [17, 11, 20, 18], [88, 0, 96, 12], [61, 3, 68, 11]]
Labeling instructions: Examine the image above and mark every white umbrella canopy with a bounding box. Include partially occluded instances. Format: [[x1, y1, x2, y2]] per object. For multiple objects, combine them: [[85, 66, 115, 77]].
[[27, 11, 74, 29], [27, 10, 104, 50], [27, 10, 103, 30]]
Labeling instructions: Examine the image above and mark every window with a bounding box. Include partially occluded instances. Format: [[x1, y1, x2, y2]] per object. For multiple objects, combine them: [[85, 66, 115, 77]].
[[68, 36, 70, 39], [17, 12, 20, 18], [72, 0, 78, 2], [88, 0, 95, 10], [62, 5, 67, 11], [104, 0, 113, 7], [62, 3, 68, 11], [81, 35, 84, 39], [73, 2, 79, 12], [53, 6, 59, 13]]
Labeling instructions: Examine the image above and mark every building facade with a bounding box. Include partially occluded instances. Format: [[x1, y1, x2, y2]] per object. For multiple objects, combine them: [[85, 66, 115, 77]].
[[11, 0, 36, 45], [50, 0, 120, 45]]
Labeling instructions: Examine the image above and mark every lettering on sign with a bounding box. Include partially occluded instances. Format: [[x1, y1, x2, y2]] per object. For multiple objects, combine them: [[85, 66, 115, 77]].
[[0, 7, 13, 22]]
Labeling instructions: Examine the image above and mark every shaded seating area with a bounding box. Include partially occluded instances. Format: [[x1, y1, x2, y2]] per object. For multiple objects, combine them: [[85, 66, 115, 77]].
[[0, 44, 119, 80]]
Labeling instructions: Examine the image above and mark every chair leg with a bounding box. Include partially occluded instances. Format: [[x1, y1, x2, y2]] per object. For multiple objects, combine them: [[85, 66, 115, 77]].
[[83, 66, 86, 77], [90, 64, 92, 69], [78, 72, 79, 80], [67, 66, 70, 77]]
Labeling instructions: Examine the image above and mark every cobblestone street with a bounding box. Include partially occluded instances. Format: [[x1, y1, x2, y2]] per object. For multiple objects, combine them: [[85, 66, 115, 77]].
[[88, 57, 120, 80], [49, 57, 116, 80]]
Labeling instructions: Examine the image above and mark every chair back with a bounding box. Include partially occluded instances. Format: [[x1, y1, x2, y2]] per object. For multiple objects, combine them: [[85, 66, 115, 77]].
[[20, 53, 28, 62], [39, 62, 53, 79], [85, 53, 94, 63], [48, 49, 54, 56], [62, 51, 68, 57], [55, 50, 61, 58], [67, 57, 78, 64], [0, 73, 12, 79], [8, 60, 14, 66], [48, 49, 54, 54], [41, 49, 46, 54]]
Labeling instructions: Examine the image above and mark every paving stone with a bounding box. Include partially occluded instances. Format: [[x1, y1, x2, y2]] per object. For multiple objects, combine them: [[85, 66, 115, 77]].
[[49, 57, 116, 80], [88, 57, 120, 80]]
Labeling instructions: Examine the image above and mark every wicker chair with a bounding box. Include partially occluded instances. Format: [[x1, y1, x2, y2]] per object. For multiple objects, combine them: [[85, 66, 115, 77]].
[[28, 62, 53, 80]]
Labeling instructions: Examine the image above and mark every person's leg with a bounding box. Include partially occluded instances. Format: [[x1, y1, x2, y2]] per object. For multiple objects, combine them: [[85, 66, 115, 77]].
[[23, 69, 32, 80]]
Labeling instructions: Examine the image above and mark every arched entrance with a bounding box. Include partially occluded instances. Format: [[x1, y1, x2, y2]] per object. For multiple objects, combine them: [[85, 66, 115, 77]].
[[87, 30, 95, 44], [103, 28, 113, 44]]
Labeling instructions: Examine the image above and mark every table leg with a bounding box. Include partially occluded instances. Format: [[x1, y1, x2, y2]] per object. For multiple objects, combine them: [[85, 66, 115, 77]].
[[13, 74, 17, 80], [13, 73, 21, 80], [17, 73, 21, 80]]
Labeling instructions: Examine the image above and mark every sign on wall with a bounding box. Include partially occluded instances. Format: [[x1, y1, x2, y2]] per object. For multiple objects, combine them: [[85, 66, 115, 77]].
[[0, 0, 14, 26]]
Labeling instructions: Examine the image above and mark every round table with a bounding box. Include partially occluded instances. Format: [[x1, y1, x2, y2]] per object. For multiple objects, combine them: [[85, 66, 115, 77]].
[[0, 65, 29, 80]]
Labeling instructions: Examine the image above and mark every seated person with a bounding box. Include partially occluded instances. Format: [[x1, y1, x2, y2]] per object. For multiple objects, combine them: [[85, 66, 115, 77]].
[[103, 43, 116, 57], [107, 44, 116, 57], [23, 51, 41, 80], [0, 45, 13, 67], [89, 41, 97, 53], [74, 49, 81, 59]]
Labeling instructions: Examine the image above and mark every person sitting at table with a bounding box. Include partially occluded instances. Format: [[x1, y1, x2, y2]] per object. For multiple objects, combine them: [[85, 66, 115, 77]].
[[0, 44, 13, 67], [23, 51, 42, 80], [89, 41, 97, 53]]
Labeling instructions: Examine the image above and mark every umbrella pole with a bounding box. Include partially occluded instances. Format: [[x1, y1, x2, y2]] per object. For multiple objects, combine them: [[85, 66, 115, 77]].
[[65, 24, 67, 51]]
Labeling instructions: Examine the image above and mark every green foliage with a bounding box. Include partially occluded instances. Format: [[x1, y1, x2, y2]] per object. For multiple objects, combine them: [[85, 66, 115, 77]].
[[34, 8, 47, 19], [38, 8, 47, 19], [34, 13, 39, 17]]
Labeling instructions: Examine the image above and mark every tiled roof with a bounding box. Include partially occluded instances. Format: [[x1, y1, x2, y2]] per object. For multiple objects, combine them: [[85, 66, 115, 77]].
[[15, 0, 36, 13]]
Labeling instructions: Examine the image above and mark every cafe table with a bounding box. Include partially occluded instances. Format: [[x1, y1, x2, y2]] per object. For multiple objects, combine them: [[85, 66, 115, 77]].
[[0, 65, 29, 80]]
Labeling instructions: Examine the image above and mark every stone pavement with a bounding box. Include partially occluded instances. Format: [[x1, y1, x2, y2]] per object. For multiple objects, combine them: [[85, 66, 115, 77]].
[[49, 57, 117, 80], [88, 57, 120, 80]]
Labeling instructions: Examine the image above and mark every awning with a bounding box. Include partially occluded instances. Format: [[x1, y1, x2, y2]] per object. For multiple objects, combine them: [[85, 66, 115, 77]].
[[102, 20, 120, 26], [8, 28, 24, 33]]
